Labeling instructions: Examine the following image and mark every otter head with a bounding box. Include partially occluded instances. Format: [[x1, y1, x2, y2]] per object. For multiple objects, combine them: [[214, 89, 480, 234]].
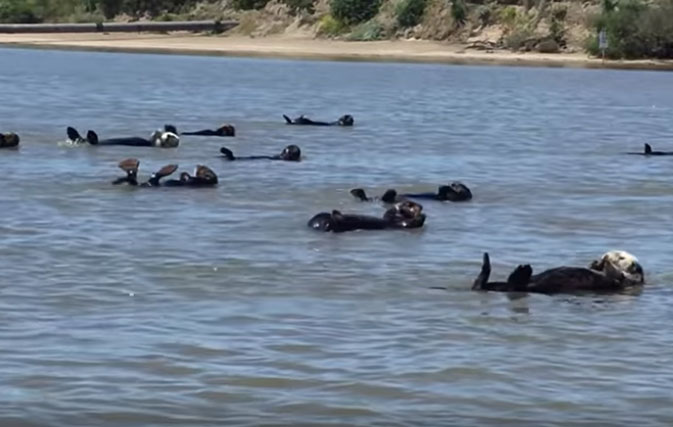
[[438, 182, 473, 201], [218, 124, 235, 136], [396, 200, 424, 219], [308, 212, 335, 231], [195, 165, 218, 184], [590, 250, 644, 285], [384, 201, 425, 228], [338, 114, 354, 126], [158, 132, 180, 148], [280, 145, 301, 161], [1, 132, 19, 147]]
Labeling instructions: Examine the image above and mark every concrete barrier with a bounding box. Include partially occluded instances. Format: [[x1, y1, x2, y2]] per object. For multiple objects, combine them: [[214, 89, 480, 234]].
[[0, 20, 238, 34]]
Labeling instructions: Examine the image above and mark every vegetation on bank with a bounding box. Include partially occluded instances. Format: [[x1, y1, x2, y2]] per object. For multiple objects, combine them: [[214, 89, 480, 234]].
[[1, 0, 672, 59]]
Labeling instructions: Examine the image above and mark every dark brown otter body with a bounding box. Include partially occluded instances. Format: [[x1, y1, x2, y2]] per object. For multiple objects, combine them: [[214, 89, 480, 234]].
[[308, 201, 425, 233], [351, 182, 472, 204]]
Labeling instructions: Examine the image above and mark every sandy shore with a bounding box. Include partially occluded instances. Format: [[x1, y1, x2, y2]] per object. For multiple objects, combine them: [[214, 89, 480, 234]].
[[1, 32, 672, 71]]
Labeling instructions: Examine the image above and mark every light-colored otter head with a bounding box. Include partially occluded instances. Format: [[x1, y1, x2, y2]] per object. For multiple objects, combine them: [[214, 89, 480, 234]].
[[152, 131, 180, 148], [590, 250, 644, 285]]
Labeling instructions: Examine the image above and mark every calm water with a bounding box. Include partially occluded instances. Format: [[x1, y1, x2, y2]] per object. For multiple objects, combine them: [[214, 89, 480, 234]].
[[1, 47, 673, 426]]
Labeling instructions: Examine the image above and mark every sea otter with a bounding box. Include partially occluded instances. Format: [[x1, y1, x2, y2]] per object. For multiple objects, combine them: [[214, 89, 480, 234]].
[[283, 114, 354, 127], [471, 250, 644, 294], [67, 125, 179, 148], [0, 132, 20, 148], [308, 200, 426, 233], [219, 144, 301, 161], [351, 182, 473, 203], [182, 124, 235, 137], [627, 143, 673, 156], [112, 158, 217, 187]]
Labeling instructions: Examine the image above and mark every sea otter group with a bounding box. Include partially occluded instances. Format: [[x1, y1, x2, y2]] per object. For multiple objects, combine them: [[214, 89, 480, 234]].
[[1, 112, 656, 295]]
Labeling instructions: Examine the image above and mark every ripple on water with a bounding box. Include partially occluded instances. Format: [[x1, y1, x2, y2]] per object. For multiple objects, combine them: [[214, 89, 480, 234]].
[[1, 48, 673, 426]]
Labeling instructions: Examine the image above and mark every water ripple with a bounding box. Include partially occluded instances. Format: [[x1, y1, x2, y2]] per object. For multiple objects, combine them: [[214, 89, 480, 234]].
[[1, 47, 673, 426]]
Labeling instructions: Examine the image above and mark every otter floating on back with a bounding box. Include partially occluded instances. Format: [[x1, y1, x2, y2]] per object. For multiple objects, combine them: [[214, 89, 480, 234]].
[[219, 145, 301, 162], [283, 114, 354, 127], [308, 200, 426, 233], [351, 182, 473, 204], [471, 250, 644, 295], [182, 124, 235, 137], [67, 125, 179, 148], [0, 132, 20, 148], [113, 158, 218, 187]]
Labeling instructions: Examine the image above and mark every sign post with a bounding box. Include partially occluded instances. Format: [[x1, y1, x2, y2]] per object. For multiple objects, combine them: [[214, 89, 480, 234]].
[[598, 29, 608, 60]]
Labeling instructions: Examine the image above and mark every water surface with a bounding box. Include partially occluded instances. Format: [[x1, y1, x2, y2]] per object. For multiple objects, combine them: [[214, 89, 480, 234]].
[[1, 47, 673, 426]]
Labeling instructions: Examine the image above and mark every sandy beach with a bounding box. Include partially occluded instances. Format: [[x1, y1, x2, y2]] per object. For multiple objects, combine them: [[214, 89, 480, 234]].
[[1, 31, 673, 71]]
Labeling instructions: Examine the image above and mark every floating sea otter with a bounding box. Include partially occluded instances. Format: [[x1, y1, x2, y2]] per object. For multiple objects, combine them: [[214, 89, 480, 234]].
[[351, 182, 473, 203], [283, 114, 354, 127], [66, 125, 179, 148], [627, 143, 673, 156], [471, 250, 644, 294], [113, 158, 218, 187], [182, 124, 235, 137], [0, 132, 19, 148], [308, 200, 426, 233], [219, 144, 301, 161]]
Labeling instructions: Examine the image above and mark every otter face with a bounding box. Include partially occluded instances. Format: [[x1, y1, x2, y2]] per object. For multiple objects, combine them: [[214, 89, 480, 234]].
[[396, 200, 424, 219], [590, 250, 644, 284], [218, 124, 235, 136], [308, 213, 334, 231], [158, 132, 180, 148], [338, 115, 354, 126], [195, 165, 218, 184], [383, 201, 424, 227], [1, 132, 19, 147], [281, 145, 301, 161], [438, 182, 473, 201]]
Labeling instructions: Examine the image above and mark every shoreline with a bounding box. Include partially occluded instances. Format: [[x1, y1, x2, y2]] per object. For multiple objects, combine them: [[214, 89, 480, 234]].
[[1, 32, 673, 71]]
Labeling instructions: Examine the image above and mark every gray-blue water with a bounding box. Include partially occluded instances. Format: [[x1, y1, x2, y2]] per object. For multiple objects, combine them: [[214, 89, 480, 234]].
[[1, 47, 673, 426]]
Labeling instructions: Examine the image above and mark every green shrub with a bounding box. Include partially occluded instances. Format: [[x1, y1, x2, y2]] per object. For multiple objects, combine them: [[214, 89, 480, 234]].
[[330, 0, 380, 25], [450, 0, 467, 27], [317, 13, 348, 36], [231, 0, 269, 10], [549, 4, 566, 44], [504, 26, 534, 50], [601, 0, 616, 13], [587, 0, 673, 59], [475, 4, 491, 27], [0, 0, 42, 23], [498, 5, 518, 28], [157, 11, 176, 20], [396, 0, 426, 28], [348, 19, 384, 40], [97, 0, 120, 18], [283, 0, 314, 14]]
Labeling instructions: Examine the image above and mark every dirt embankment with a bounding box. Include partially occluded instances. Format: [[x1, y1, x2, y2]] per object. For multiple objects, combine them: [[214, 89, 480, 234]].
[[173, 0, 600, 55]]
